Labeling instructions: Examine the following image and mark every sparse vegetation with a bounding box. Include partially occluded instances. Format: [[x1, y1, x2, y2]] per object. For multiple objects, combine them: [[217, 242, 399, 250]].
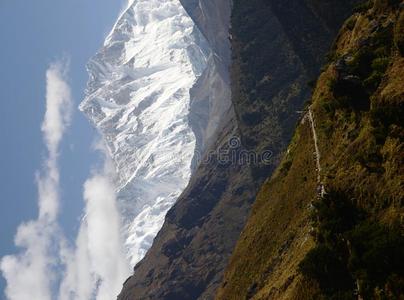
[[299, 3, 404, 295], [299, 244, 354, 296], [328, 21, 395, 113], [218, 1, 403, 299], [300, 189, 404, 299]]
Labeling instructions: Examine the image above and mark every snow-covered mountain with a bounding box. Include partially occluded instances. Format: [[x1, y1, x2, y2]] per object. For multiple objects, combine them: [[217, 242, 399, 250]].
[[80, 0, 231, 266]]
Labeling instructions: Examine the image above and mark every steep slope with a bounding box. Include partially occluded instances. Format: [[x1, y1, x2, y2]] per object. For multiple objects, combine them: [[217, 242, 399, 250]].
[[217, 1, 404, 299], [230, 0, 362, 181], [118, 0, 359, 299], [80, 0, 230, 267], [117, 1, 239, 299]]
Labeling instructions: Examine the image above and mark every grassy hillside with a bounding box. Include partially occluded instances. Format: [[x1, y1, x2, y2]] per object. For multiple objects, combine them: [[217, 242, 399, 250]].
[[217, 1, 404, 299]]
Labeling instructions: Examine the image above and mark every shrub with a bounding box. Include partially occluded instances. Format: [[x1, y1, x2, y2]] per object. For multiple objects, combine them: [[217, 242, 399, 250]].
[[362, 57, 389, 92], [320, 119, 334, 138], [347, 47, 374, 78], [331, 78, 370, 111], [371, 57, 390, 73], [347, 222, 404, 297], [371, 103, 404, 127], [319, 97, 337, 115], [332, 41, 391, 107], [300, 183, 404, 298], [347, 25, 393, 76], [299, 245, 354, 295], [363, 72, 383, 91], [373, 45, 390, 57], [313, 190, 364, 244], [372, 24, 394, 50]]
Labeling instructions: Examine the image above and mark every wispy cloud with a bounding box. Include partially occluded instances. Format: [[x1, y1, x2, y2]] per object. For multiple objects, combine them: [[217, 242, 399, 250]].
[[1, 60, 129, 300], [59, 145, 129, 300], [0, 61, 72, 300]]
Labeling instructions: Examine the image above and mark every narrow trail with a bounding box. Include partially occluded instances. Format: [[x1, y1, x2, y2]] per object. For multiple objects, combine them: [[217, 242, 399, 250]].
[[304, 107, 326, 197]]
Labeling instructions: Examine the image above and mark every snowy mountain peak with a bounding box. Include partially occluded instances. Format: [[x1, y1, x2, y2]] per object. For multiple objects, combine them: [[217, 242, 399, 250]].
[[80, 0, 231, 266]]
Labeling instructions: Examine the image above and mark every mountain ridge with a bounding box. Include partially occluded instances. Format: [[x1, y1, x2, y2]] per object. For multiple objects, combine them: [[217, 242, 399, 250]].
[[117, 0, 361, 299], [79, 0, 219, 267]]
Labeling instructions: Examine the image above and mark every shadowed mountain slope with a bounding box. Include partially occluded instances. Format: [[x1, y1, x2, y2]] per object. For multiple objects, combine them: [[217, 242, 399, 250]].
[[118, 1, 361, 299]]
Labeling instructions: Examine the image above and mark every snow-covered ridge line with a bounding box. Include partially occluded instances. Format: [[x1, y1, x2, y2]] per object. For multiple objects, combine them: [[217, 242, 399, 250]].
[[79, 0, 230, 267], [104, 0, 138, 46]]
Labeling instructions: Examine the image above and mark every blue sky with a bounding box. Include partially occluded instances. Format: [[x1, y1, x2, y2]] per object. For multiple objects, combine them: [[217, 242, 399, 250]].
[[0, 0, 124, 296]]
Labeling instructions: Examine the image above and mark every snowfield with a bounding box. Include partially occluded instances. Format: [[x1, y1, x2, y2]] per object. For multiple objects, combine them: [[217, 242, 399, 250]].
[[80, 0, 229, 266]]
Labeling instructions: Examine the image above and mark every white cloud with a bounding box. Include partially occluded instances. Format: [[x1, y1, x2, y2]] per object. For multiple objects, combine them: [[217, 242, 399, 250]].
[[59, 146, 129, 300], [0, 61, 72, 300], [59, 225, 93, 300], [40, 61, 72, 219], [42, 61, 72, 159], [1, 60, 129, 300]]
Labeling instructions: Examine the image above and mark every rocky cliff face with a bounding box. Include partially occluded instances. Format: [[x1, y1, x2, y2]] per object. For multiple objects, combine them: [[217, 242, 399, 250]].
[[117, 0, 360, 299], [180, 0, 233, 166]]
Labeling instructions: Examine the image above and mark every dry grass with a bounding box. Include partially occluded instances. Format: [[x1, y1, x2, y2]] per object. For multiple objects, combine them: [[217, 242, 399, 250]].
[[216, 118, 319, 299], [217, 1, 403, 298]]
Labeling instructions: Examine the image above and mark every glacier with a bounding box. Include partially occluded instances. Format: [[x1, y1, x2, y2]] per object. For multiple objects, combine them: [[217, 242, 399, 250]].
[[80, 0, 231, 267]]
